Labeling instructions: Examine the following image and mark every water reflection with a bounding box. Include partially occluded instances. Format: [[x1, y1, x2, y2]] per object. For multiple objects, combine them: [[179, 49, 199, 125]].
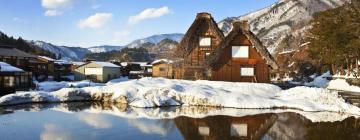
[[174, 114, 277, 140], [0, 102, 360, 140]]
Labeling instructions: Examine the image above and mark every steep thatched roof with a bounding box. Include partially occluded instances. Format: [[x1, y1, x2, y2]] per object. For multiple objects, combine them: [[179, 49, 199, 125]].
[[178, 12, 225, 55], [209, 21, 279, 70]]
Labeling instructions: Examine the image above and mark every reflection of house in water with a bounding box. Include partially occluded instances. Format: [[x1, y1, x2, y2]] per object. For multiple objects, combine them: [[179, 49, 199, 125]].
[[174, 114, 277, 140]]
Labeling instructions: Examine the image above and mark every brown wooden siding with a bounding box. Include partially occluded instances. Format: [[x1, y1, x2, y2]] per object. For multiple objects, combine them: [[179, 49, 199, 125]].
[[211, 32, 270, 83], [152, 63, 173, 78]]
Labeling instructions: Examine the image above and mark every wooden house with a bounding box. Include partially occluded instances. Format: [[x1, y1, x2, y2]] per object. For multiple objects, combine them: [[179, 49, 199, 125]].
[[54, 60, 74, 81], [175, 13, 278, 83], [0, 45, 36, 72], [0, 62, 32, 95], [175, 12, 225, 80], [121, 62, 152, 79], [32, 56, 55, 81], [152, 59, 174, 78], [74, 61, 121, 83], [209, 21, 278, 83]]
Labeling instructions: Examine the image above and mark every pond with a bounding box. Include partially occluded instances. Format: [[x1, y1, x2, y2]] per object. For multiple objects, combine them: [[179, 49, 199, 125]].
[[0, 102, 359, 140]]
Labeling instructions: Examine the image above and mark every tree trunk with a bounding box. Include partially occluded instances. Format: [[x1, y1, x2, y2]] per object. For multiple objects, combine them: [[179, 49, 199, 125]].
[[357, 58, 359, 78]]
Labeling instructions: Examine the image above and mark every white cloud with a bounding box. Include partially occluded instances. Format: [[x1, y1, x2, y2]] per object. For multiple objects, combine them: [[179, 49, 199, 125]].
[[78, 13, 113, 29], [41, 0, 73, 16], [112, 30, 131, 44], [128, 6, 170, 25], [41, 0, 73, 9], [44, 10, 62, 16]]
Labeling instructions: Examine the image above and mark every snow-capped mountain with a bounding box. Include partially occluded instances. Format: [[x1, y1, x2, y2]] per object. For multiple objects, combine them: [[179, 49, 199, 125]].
[[86, 33, 184, 53], [30, 41, 90, 60], [126, 33, 183, 48], [218, 0, 345, 54], [88, 45, 125, 53]]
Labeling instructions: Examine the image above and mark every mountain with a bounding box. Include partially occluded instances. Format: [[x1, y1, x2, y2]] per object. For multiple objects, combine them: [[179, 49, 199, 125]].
[[88, 45, 125, 53], [29, 41, 90, 60], [126, 33, 183, 48], [0, 32, 56, 58], [218, 0, 345, 54], [86, 33, 183, 53], [84, 38, 179, 62]]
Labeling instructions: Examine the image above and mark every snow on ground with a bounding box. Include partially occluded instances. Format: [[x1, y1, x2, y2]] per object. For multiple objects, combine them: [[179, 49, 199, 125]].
[[0, 77, 359, 116], [305, 71, 331, 88], [35, 80, 104, 92], [106, 77, 130, 85], [327, 79, 360, 92]]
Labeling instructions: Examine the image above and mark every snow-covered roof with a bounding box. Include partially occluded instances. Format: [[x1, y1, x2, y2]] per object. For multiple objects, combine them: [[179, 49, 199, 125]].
[[120, 62, 128, 67], [38, 56, 55, 61], [130, 62, 148, 66], [151, 59, 173, 65], [0, 62, 24, 72], [129, 70, 144, 74], [72, 62, 86, 66], [93, 61, 120, 68], [54, 60, 72, 65]]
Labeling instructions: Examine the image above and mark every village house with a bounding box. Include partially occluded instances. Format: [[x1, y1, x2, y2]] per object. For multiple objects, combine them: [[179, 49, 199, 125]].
[[33, 56, 55, 81], [120, 62, 152, 79], [152, 59, 174, 78], [209, 21, 278, 83], [0, 62, 32, 95], [176, 13, 278, 83], [54, 60, 74, 81], [175, 12, 225, 80], [0, 45, 53, 82], [0, 45, 36, 72], [74, 61, 121, 83]]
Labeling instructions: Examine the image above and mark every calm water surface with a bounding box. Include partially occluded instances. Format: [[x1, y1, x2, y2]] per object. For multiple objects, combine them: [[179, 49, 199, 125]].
[[0, 102, 359, 140]]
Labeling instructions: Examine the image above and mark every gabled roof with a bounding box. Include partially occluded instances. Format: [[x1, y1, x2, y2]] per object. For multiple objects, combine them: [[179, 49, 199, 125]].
[[152, 59, 173, 65], [209, 21, 278, 69], [0, 62, 24, 72], [178, 12, 225, 55], [0, 46, 36, 58], [38, 56, 55, 62], [92, 61, 120, 68]]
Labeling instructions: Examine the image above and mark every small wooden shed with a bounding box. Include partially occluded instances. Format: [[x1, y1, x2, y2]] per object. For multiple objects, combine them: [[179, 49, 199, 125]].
[[209, 21, 278, 83], [74, 61, 121, 83], [152, 59, 174, 78]]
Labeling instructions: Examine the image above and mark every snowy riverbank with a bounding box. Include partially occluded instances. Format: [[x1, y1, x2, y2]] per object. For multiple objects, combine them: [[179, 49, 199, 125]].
[[1, 103, 356, 123], [0, 77, 359, 115]]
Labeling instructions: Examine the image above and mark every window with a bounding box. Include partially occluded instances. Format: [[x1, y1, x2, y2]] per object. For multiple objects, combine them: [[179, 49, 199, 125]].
[[147, 68, 153, 73], [4, 76, 15, 87], [205, 52, 211, 59], [241, 67, 254, 76], [199, 37, 211, 46], [231, 124, 248, 137], [198, 126, 210, 136], [85, 68, 103, 75], [232, 46, 249, 58], [159, 67, 166, 72]]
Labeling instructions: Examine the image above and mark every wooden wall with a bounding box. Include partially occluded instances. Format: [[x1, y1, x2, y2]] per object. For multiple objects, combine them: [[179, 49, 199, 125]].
[[152, 63, 173, 78], [180, 20, 223, 80], [211, 32, 271, 83]]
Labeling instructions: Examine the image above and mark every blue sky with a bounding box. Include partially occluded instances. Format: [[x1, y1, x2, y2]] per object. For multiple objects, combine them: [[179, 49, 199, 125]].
[[0, 0, 277, 47]]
